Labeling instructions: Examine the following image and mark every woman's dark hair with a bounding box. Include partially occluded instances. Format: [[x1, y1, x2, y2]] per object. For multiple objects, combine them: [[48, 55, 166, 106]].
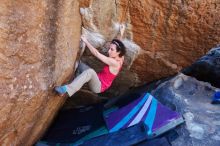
[[111, 39, 126, 57]]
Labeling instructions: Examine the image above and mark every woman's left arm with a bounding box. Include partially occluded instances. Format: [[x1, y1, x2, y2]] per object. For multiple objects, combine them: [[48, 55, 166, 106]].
[[81, 36, 118, 67]]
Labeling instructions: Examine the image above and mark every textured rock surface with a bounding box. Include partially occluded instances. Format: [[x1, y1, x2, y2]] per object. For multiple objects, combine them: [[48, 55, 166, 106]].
[[152, 73, 220, 146], [79, 0, 220, 96], [0, 0, 81, 145], [130, 0, 220, 82]]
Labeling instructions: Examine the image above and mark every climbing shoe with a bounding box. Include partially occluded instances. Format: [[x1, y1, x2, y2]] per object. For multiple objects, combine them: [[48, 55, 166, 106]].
[[55, 85, 67, 95], [211, 91, 220, 104]]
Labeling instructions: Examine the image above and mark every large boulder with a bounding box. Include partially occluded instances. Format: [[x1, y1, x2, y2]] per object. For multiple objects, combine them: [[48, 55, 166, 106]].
[[78, 0, 220, 96], [151, 73, 220, 146], [0, 0, 81, 145]]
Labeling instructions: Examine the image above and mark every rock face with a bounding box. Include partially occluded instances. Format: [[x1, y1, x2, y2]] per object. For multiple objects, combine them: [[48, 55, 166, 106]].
[[152, 73, 220, 146], [79, 0, 220, 95], [130, 0, 220, 82], [0, 0, 81, 145]]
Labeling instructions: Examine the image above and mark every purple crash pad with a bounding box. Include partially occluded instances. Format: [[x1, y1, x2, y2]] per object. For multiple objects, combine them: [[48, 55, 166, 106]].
[[104, 93, 184, 138]]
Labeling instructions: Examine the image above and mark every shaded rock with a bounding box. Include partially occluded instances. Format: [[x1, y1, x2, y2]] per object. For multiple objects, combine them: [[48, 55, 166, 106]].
[[63, 89, 108, 110], [0, 1, 81, 145], [151, 73, 220, 146], [183, 45, 220, 88]]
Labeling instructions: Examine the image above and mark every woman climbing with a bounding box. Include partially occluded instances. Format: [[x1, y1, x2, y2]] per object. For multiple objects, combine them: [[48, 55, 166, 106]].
[[55, 25, 126, 97]]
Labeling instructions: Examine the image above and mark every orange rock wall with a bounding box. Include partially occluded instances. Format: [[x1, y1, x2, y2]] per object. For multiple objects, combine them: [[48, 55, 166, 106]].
[[0, 0, 81, 145], [79, 0, 220, 85], [129, 0, 220, 82]]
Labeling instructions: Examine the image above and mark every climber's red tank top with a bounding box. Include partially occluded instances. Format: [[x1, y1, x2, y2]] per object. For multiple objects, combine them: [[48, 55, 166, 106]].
[[98, 65, 121, 92]]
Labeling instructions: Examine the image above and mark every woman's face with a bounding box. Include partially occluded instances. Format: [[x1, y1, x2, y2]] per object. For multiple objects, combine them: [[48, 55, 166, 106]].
[[108, 44, 120, 58]]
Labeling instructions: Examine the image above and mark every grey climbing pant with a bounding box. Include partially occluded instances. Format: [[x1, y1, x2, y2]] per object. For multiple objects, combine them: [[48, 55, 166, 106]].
[[66, 62, 101, 97]]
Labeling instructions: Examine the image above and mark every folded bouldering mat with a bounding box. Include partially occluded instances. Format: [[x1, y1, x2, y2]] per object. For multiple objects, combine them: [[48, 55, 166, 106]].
[[104, 93, 184, 138]]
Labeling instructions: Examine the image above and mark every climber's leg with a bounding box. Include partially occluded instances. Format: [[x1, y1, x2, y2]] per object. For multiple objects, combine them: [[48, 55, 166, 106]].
[[65, 68, 101, 97]]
